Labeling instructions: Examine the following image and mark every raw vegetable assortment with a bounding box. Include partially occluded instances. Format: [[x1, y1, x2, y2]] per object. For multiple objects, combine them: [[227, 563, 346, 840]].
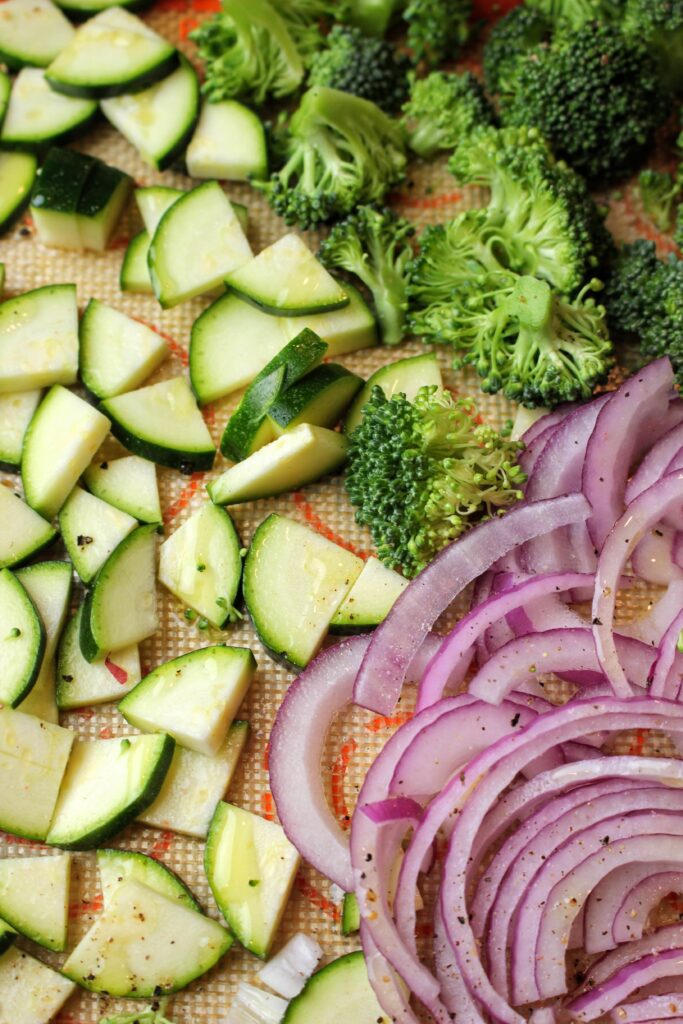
[[2, 0, 683, 1021]]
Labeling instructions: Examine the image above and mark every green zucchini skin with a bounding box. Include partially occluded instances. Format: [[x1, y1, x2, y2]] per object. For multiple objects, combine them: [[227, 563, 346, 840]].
[[46, 50, 178, 100]]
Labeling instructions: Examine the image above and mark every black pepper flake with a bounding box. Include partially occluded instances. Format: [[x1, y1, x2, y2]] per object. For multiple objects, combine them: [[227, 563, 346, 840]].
[[510, 713, 521, 727]]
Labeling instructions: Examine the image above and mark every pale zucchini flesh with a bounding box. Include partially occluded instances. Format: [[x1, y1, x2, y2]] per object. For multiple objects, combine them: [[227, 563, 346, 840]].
[[0, 0, 74, 70], [83, 454, 161, 524], [344, 351, 443, 434], [0, 284, 78, 393], [0, 947, 76, 1024], [137, 721, 248, 838], [0, 853, 70, 951], [97, 848, 199, 912], [0, 568, 45, 707], [0, 69, 96, 151], [280, 282, 377, 356], [206, 801, 300, 958], [0, 151, 37, 235], [79, 298, 169, 400], [0, 486, 56, 570], [120, 229, 153, 294], [62, 878, 232, 995], [57, 606, 140, 710], [15, 560, 72, 722], [267, 363, 364, 435], [120, 645, 255, 757], [0, 390, 42, 467], [59, 485, 138, 584], [186, 99, 268, 181], [135, 185, 183, 235], [330, 556, 408, 632], [21, 385, 111, 519], [0, 707, 74, 840], [283, 951, 390, 1024], [243, 514, 364, 669], [158, 503, 242, 627], [47, 732, 175, 849]]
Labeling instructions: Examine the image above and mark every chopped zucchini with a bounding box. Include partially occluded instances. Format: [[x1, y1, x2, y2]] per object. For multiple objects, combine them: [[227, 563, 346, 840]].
[[0, 151, 37, 235], [0, 0, 74, 70], [0, 568, 45, 707], [97, 848, 199, 912], [0, 852, 70, 951], [56, 606, 140, 710], [83, 454, 161, 524], [0, 947, 76, 1024], [205, 802, 300, 958], [0, 283, 78, 393], [344, 351, 443, 434], [135, 184, 183, 235], [120, 229, 153, 294], [330, 557, 408, 633], [0, 486, 56, 570], [280, 282, 377, 356], [29, 146, 93, 249], [15, 560, 72, 723], [79, 298, 169, 400], [0, 68, 96, 151], [158, 503, 242, 628], [268, 364, 363, 435], [74, 158, 132, 251], [186, 100, 268, 181], [283, 951, 390, 1024], [341, 892, 360, 935], [0, 390, 42, 468], [59, 486, 137, 584]]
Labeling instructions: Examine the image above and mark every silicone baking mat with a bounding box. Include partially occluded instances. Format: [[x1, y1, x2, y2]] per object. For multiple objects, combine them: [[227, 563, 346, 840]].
[[0, 4, 678, 1021]]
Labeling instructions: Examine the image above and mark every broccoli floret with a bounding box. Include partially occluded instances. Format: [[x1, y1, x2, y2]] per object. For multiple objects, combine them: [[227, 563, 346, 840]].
[[307, 26, 409, 112], [345, 384, 526, 577], [638, 169, 682, 231], [190, 0, 304, 103], [257, 85, 406, 228], [318, 206, 415, 346], [449, 126, 613, 293], [403, 0, 472, 66], [483, 6, 552, 96], [401, 71, 494, 159], [526, 0, 624, 26], [410, 273, 613, 407], [623, 0, 683, 93], [603, 240, 683, 384], [270, 0, 350, 62], [498, 22, 671, 184], [100, 999, 174, 1024]]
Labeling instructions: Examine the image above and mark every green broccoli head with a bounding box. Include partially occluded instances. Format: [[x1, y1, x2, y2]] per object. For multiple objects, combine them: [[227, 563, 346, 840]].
[[258, 86, 406, 229], [270, 0, 351, 62], [483, 5, 552, 95], [403, 0, 472, 66], [526, 0, 624, 26], [623, 0, 683, 92], [638, 169, 683, 232], [345, 384, 526, 577], [603, 240, 683, 385], [498, 21, 671, 184], [318, 205, 415, 346], [190, 0, 304, 103], [307, 25, 409, 112], [401, 71, 495, 159]]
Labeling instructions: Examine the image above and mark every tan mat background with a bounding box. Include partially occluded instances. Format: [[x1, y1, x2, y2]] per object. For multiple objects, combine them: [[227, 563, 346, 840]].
[[0, 4, 678, 1021]]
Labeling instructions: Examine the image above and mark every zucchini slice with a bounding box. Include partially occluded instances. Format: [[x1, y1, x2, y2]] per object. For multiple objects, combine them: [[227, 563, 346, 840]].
[[225, 234, 348, 316], [21, 385, 111, 519], [0, 390, 42, 468], [74, 158, 132, 252], [0, 151, 37, 234], [205, 802, 300, 959], [79, 524, 159, 663], [0, 852, 70, 951], [79, 298, 169, 400], [59, 486, 137, 584], [53, 0, 153, 16], [29, 146, 94, 250], [0, 568, 45, 707], [137, 721, 248, 839], [267, 364, 364, 435], [158, 503, 242, 628], [120, 229, 153, 294], [135, 184, 183, 235], [148, 181, 252, 309], [101, 56, 199, 171], [242, 514, 364, 669], [330, 556, 408, 633], [0, 70, 8, 123], [46, 732, 175, 849], [186, 100, 268, 181], [0, 486, 56, 570], [45, 8, 178, 99], [15, 560, 72, 723], [97, 849, 199, 912], [0, 706, 74, 841], [120, 645, 255, 757], [83, 454, 161, 524], [0, 948, 76, 1024], [279, 282, 377, 356], [101, 377, 215, 472], [0, 68, 97, 151], [56, 606, 140, 710], [63, 878, 232, 996], [220, 329, 327, 462], [344, 351, 443, 434], [283, 951, 390, 1024], [0, 0, 74, 70], [208, 424, 348, 507], [0, 283, 78, 392], [341, 892, 360, 935]]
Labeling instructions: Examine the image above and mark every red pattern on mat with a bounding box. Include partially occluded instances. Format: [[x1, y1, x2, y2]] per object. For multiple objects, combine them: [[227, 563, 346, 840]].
[[164, 472, 205, 525], [296, 878, 341, 922], [392, 189, 463, 211], [365, 712, 413, 734], [0, 832, 45, 848], [68, 893, 103, 919], [132, 317, 189, 367], [330, 739, 357, 831], [292, 492, 371, 560], [149, 830, 175, 860], [261, 791, 275, 822]]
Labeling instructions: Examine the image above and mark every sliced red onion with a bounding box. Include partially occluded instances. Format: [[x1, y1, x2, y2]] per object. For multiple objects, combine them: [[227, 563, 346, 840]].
[[650, 607, 683, 699], [593, 471, 683, 697], [609, 992, 683, 1022], [360, 923, 421, 1024], [417, 572, 591, 711], [611, 866, 683, 946], [361, 797, 423, 825], [584, 358, 677, 550], [620, 579, 683, 646], [567, 948, 683, 1021], [521, 405, 572, 446], [626, 420, 683, 505], [582, 923, 683, 992], [257, 933, 323, 999], [354, 493, 591, 715], [631, 525, 683, 584], [433, 905, 483, 1023]]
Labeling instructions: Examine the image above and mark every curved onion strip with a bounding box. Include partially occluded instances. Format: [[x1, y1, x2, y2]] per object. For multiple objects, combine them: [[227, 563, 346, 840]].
[[626, 421, 683, 505], [620, 579, 683, 646], [361, 797, 422, 824], [650, 607, 683, 698], [583, 358, 677, 550], [580, 924, 683, 996], [608, 992, 683, 1023], [360, 924, 418, 1024], [593, 471, 683, 697], [631, 526, 683, 585], [521, 405, 572, 447], [567, 947, 683, 1022], [417, 572, 591, 711], [354, 493, 591, 715], [433, 905, 482, 1023], [609, 866, 683, 947]]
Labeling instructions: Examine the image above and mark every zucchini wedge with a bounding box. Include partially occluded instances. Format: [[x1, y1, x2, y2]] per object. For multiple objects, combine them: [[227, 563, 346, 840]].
[[57, 606, 140, 710], [15, 560, 72, 723], [0, 151, 37, 235], [120, 229, 153, 294], [283, 951, 390, 1024], [79, 298, 168, 400], [0, 0, 74, 70], [0, 948, 76, 1023], [0, 568, 45, 707], [97, 848, 199, 912], [0, 283, 78, 393], [59, 486, 137, 585], [83, 454, 161, 524], [186, 99, 268, 181], [0, 390, 42, 468], [0, 486, 56, 570], [0, 852, 70, 951], [0, 69, 97, 151]]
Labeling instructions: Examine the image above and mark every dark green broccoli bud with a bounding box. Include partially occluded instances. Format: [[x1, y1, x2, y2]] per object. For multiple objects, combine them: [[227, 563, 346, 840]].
[[318, 206, 415, 346], [401, 71, 494, 159], [256, 86, 406, 229], [411, 273, 613, 407], [190, 0, 304, 104], [638, 169, 682, 232], [483, 6, 552, 95], [403, 0, 472, 67], [345, 384, 526, 577], [307, 26, 409, 112], [526, 0, 624, 27], [603, 240, 683, 385], [623, 0, 683, 93], [498, 22, 671, 184]]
